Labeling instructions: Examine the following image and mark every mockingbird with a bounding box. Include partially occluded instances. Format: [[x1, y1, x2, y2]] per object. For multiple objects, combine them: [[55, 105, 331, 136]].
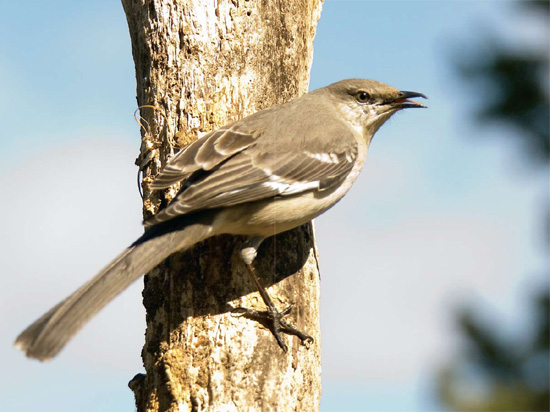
[[15, 79, 426, 360]]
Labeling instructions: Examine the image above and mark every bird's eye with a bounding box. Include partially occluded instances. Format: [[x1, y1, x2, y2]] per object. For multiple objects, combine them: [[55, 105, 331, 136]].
[[356, 91, 370, 103]]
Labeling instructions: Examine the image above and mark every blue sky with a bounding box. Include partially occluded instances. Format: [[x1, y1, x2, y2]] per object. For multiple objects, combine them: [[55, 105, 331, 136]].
[[1, 1, 548, 411]]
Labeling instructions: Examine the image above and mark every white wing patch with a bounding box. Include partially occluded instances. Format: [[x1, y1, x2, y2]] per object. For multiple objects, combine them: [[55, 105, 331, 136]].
[[210, 179, 318, 201], [263, 178, 320, 195], [305, 152, 340, 163]]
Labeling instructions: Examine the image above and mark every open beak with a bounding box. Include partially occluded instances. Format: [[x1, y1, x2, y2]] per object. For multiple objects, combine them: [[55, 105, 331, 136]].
[[392, 91, 428, 109]]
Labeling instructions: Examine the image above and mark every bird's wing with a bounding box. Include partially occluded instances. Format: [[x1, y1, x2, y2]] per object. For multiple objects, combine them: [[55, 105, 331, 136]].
[[149, 123, 263, 190], [146, 134, 358, 226]]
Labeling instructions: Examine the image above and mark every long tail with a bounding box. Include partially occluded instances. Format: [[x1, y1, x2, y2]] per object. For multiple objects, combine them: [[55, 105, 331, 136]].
[[14, 211, 217, 361]]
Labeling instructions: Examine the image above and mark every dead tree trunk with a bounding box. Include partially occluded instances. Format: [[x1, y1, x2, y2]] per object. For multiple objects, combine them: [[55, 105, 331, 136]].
[[121, 1, 323, 411]]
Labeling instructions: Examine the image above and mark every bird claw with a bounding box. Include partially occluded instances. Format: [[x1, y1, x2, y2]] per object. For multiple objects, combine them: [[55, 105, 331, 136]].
[[231, 304, 313, 351]]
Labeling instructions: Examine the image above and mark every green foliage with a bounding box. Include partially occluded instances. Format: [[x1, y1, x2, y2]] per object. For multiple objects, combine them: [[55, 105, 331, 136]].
[[440, 2, 550, 411], [457, 0, 549, 165], [438, 290, 550, 412]]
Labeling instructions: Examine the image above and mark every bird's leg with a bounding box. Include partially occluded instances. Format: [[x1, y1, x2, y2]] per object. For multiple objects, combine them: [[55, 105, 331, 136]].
[[232, 236, 313, 352]]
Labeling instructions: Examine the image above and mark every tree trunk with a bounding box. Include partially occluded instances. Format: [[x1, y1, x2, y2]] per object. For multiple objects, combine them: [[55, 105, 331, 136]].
[[121, 1, 323, 411]]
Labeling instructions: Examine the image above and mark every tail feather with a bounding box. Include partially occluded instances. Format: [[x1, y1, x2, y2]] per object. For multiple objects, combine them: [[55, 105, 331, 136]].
[[14, 211, 216, 361]]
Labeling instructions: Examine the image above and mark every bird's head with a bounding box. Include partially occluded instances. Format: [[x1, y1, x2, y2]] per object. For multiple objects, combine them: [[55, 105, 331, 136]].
[[326, 78, 427, 141]]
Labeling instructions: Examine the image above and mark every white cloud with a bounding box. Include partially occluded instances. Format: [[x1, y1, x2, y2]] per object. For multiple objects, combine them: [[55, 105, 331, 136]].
[[1, 138, 145, 371], [316, 211, 520, 380]]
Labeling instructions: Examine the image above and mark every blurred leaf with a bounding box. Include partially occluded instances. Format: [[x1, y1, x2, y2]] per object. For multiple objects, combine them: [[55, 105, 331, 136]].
[[460, 50, 549, 163], [457, 0, 549, 165], [522, 0, 550, 14], [534, 292, 549, 350], [442, 2, 550, 410], [439, 290, 550, 412], [457, 309, 520, 379]]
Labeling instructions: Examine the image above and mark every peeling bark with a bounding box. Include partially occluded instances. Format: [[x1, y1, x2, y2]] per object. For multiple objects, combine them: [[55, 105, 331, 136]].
[[121, 1, 323, 410]]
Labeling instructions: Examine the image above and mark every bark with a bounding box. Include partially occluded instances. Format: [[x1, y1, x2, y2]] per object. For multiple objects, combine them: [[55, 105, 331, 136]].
[[121, 1, 323, 411]]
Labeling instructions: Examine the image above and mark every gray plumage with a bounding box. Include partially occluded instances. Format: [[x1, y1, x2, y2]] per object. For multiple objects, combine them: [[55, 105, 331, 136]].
[[15, 79, 426, 360]]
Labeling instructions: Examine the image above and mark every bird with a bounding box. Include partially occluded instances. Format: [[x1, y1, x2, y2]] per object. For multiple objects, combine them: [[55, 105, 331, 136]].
[[14, 78, 426, 360]]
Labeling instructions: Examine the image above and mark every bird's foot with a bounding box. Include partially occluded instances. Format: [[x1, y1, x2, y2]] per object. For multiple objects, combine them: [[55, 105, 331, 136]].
[[231, 304, 313, 352]]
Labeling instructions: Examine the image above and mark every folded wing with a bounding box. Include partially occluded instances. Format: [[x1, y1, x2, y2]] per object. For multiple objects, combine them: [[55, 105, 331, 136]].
[[146, 131, 358, 226]]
